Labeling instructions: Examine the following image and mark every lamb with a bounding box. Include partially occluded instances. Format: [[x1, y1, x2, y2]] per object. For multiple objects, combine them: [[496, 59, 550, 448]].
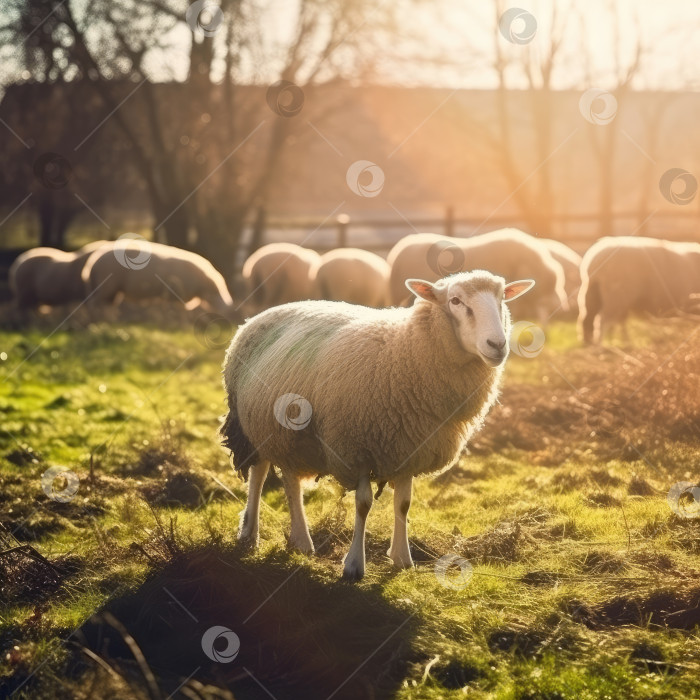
[[387, 230, 567, 322], [540, 239, 582, 317], [9, 241, 109, 308], [241, 243, 320, 313], [309, 248, 390, 307], [82, 239, 233, 313], [578, 236, 700, 343], [221, 270, 534, 579]]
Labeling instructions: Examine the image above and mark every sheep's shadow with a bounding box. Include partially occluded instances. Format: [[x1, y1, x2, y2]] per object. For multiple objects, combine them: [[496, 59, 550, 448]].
[[74, 547, 419, 700]]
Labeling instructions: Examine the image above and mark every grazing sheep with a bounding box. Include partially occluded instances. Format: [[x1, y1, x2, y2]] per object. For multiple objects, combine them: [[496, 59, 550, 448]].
[[387, 230, 567, 322], [221, 270, 534, 579], [241, 243, 320, 313], [82, 239, 233, 313], [540, 239, 582, 316], [9, 241, 108, 308], [579, 236, 700, 343], [309, 248, 390, 307]]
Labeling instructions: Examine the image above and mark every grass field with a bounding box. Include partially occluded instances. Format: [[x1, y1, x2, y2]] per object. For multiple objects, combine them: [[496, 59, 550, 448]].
[[1, 311, 699, 699]]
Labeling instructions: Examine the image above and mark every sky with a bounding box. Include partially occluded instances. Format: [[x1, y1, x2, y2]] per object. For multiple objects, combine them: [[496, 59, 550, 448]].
[[155, 0, 700, 90], [385, 0, 700, 90], [3, 0, 700, 91]]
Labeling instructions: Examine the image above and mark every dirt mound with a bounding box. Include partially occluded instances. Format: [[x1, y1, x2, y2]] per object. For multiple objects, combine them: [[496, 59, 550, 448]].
[[474, 319, 700, 463], [567, 587, 700, 630], [73, 548, 420, 699]]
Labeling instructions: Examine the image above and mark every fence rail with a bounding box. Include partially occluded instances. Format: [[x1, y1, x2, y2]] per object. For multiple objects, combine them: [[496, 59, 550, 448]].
[[260, 206, 700, 255]]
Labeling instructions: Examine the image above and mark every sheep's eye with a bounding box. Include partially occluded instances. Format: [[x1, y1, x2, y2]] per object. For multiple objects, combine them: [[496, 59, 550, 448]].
[[450, 297, 462, 306]]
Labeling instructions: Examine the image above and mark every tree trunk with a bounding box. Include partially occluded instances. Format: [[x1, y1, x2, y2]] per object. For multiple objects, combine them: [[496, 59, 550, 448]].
[[531, 89, 554, 237], [37, 197, 75, 249], [249, 205, 266, 256], [598, 127, 617, 238], [154, 198, 191, 249], [197, 213, 245, 278]]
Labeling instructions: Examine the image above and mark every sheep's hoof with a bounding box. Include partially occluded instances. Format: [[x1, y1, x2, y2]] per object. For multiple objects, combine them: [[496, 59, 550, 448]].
[[237, 531, 259, 551], [387, 547, 414, 569], [288, 529, 315, 554], [390, 557, 414, 570], [289, 538, 315, 555], [342, 558, 365, 581]]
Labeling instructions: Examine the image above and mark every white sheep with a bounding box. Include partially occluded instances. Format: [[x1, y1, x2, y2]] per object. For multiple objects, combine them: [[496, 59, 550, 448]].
[[540, 239, 582, 317], [241, 243, 320, 313], [221, 270, 534, 579], [387, 230, 567, 322], [578, 236, 700, 343], [9, 241, 109, 308], [82, 239, 233, 313], [309, 248, 390, 307]]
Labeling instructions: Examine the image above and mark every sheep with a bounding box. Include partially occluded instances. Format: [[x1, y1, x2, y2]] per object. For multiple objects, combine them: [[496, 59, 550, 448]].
[[578, 236, 700, 344], [220, 270, 535, 579], [309, 248, 390, 307], [387, 230, 567, 322], [540, 239, 582, 317], [241, 243, 320, 313], [9, 240, 109, 308], [82, 239, 233, 313]]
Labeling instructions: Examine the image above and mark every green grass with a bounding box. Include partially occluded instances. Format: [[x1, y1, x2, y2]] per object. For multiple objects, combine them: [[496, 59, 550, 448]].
[[0, 319, 699, 699]]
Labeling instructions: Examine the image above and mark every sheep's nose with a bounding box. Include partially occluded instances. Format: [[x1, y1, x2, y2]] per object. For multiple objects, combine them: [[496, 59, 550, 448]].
[[487, 338, 506, 351]]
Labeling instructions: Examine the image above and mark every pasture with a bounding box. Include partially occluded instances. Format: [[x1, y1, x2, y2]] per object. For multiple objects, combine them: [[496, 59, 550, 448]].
[[1, 313, 699, 699]]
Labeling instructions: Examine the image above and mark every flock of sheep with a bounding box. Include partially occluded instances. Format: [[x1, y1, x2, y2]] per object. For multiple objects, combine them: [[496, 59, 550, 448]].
[[8, 229, 700, 343], [9, 239, 233, 314], [222, 232, 700, 579], [8, 230, 700, 580], [242, 232, 700, 341]]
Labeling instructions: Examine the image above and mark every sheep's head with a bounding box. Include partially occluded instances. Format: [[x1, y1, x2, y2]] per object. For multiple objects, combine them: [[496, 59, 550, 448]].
[[406, 271, 534, 366]]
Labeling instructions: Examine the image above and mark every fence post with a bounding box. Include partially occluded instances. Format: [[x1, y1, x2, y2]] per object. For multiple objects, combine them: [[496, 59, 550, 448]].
[[445, 205, 454, 237], [337, 213, 350, 248]]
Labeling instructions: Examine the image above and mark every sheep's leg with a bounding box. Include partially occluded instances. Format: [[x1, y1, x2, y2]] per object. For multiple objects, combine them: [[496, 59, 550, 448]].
[[238, 461, 270, 546], [282, 471, 314, 554], [343, 474, 373, 580], [593, 314, 603, 344], [387, 474, 414, 569]]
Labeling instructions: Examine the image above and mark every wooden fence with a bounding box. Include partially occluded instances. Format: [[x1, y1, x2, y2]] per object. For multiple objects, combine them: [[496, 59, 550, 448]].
[[259, 206, 700, 256]]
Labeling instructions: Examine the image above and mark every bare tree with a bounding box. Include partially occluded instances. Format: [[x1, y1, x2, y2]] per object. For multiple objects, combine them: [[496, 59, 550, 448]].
[[487, 0, 576, 237], [3, 0, 397, 269], [579, 2, 644, 237]]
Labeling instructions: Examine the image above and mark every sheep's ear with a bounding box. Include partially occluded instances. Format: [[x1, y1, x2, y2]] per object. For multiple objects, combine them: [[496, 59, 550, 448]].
[[405, 279, 445, 304], [504, 279, 535, 302]]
